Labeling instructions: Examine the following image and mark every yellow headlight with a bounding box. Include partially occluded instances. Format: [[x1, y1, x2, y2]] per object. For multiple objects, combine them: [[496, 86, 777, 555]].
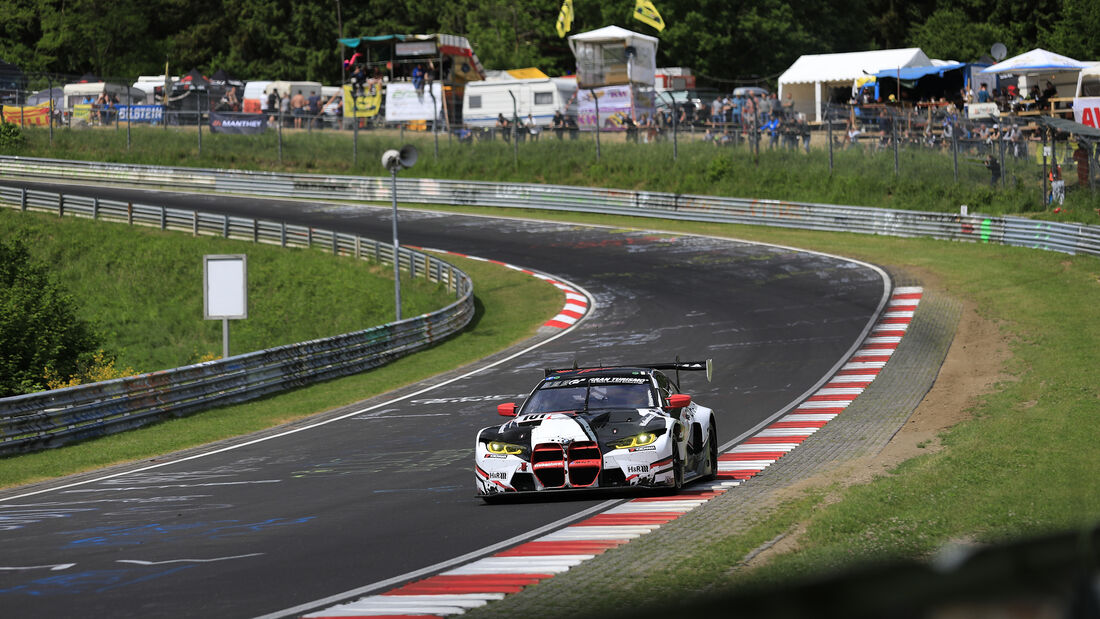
[[487, 441, 524, 455], [609, 432, 658, 449]]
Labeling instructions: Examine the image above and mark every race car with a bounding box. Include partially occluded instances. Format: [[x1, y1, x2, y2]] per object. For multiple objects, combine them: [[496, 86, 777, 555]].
[[475, 360, 718, 501]]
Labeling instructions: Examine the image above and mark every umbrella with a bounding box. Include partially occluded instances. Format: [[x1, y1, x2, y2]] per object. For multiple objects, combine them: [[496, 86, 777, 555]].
[[980, 48, 1088, 74]]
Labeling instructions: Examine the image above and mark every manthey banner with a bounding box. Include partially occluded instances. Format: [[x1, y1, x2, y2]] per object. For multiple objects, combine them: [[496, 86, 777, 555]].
[[209, 112, 267, 134], [385, 82, 443, 122]]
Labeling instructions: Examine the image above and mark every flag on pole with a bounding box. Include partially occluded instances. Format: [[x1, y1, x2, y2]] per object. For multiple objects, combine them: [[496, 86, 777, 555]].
[[633, 0, 665, 31], [556, 0, 574, 38]]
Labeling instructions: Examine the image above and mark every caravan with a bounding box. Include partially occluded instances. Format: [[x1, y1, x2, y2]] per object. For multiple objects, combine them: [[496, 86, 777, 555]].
[[1074, 63, 1100, 128], [461, 77, 577, 127]]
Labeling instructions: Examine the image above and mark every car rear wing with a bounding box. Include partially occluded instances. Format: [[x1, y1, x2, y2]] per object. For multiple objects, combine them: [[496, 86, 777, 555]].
[[544, 359, 713, 383]]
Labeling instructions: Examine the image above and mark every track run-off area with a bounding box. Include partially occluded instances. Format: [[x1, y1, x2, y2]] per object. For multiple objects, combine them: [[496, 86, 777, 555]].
[[0, 179, 899, 618]]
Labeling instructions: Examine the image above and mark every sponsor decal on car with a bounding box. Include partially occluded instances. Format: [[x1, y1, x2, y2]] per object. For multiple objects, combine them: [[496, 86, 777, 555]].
[[626, 465, 649, 473], [628, 445, 656, 452]]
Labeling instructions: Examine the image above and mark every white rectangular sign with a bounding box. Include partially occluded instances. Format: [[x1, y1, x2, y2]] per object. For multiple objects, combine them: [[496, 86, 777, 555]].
[[1073, 97, 1100, 128], [204, 255, 248, 319], [385, 82, 443, 122]]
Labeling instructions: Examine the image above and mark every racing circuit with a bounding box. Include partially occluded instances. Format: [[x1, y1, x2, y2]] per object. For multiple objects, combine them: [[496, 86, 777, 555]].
[[0, 179, 895, 617]]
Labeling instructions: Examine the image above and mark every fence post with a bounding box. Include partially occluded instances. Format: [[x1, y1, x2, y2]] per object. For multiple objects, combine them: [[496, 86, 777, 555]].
[[826, 108, 834, 174], [951, 119, 959, 182], [892, 110, 899, 178], [278, 109, 283, 163]]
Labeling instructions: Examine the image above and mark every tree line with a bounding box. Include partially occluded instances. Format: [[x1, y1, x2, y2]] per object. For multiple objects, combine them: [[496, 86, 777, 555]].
[[1, 0, 1097, 88]]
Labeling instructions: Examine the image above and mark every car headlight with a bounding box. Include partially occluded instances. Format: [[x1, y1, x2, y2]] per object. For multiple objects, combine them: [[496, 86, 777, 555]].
[[486, 441, 524, 455], [608, 432, 659, 450]]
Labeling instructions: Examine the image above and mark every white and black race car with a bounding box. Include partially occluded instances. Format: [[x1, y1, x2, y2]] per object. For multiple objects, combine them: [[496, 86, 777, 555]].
[[475, 361, 718, 501]]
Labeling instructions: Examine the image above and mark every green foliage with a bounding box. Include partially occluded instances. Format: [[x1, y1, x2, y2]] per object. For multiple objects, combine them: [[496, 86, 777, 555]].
[[0, 238, 101, 396], [0, 121, 25, 151], [3, 1, 1099, 87]]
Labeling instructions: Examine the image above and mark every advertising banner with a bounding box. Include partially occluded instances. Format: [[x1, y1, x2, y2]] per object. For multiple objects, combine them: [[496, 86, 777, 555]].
[[576, 85, 654, 131], [2, 103, 51, 126], [71, 104, 93, 122], [1073, 97, 1100, 129], [385, 82, 443, 122], [343, 84, 382, 119], [209, 112, 267, 134], [116, 105, 164, 124]]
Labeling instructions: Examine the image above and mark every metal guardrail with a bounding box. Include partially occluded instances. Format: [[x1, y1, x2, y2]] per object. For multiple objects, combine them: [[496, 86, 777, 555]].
[[0, 181, 474, 456], [2, 155, 1099, 257]]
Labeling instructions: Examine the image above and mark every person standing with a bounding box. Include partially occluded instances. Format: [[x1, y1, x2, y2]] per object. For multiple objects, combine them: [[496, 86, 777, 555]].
[[307, 90, 321, 129], [290, 90, 307, 128]]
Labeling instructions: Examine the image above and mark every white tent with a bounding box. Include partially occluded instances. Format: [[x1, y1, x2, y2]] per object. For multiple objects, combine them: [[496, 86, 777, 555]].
[[980, 48, 1087, 74], [778, 48, 933, 122], [568, 25, 658, 88]]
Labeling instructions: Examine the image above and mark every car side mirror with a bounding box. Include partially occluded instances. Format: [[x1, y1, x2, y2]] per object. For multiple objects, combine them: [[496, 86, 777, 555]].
[[497, 403, 517, 417], [666, 394, 692, 409]]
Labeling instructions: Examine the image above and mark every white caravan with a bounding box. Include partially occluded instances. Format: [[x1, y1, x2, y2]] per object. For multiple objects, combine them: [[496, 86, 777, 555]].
[[461, 77, 577, 127]]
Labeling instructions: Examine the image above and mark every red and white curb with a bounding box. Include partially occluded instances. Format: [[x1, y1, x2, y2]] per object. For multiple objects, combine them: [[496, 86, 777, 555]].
[[409, 246, 590, 329], [301, 287, 922, 618]]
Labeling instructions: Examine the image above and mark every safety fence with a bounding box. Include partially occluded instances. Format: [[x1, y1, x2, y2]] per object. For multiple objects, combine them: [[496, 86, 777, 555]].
[[2, 156, 1099, 257], [0, 181, 474, 455]]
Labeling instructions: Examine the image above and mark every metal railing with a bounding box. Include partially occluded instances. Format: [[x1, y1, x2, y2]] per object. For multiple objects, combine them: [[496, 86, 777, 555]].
[[0, 181, 474, 455], [2, 155, 1098, 257]]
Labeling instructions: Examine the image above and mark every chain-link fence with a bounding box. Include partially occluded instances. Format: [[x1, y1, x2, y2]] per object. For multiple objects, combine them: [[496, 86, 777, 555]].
[[4, 71, 1099, 207]]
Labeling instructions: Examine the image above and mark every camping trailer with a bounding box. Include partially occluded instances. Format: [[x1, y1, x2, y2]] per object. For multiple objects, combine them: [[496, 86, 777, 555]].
[[62, 82, 146, 110], [242, 81, 274, 113], [461, 77, 577, 127]]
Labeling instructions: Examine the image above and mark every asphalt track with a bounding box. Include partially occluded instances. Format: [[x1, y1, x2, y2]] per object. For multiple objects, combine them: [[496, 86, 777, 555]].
[[0, 180, 887, 617]]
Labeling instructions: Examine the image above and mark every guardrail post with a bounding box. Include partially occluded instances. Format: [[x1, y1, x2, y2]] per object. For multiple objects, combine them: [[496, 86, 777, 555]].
[[307, 227, 313, 249], [20, 187, 26, 211], [160, 206, 166, 230], [253, 219, 259, 243], [355, 236, 361, 260], [280, 222, 287, 247], [193, 211, 198, 236], [58, 194, 64, 218], [93, 197, 99, 220], [128, 202, 133, 225], [332, 232, 338, 256], [223, 214, 229, 238], [374, 239, 381, 262], [409, 250, 416, 278]]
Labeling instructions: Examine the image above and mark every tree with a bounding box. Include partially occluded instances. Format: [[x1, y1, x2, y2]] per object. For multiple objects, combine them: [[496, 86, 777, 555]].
[[0, 238, 101, 397]]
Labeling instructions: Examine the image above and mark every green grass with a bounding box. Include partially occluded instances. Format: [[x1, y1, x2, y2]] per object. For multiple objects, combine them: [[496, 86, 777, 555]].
[[10, 125, 1100, 224], [0, 208, 453, 373], [0, 254, 563, 488], [4, 126, 1099, 608]]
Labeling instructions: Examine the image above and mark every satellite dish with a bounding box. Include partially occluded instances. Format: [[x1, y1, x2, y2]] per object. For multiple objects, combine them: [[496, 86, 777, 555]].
[[991, 43, 1007, 61]]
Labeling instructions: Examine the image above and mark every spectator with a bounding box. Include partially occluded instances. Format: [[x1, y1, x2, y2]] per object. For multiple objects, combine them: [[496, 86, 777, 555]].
[[1073, 141, 1090, 187], [290, 90, 307, 128], [307, 90, 321, 128], [525, 113, 539, 141], [1040, 80, 1057, 104], [985, 154, 1001, 186], [768, 92, 782, 119], [350, 64, 367, 97], [496, 113, 510, 141], [976, 83, 991, 103], [730, 95, 742, 125], [762, 116, 780, 149], [552, 110, 565, 139], [267, 89, 279, 124], [280, 91, 291, 127], [782, 92, 795, 118], [710, 97, 723, 126]]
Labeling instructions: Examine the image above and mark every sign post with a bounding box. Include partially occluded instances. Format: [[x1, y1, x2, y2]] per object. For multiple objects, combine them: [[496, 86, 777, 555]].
[[203, 255, 248, 359]]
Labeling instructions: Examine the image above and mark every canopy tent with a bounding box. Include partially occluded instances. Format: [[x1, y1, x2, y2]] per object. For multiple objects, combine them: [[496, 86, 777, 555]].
[[873, 61, 969, 103], [980, 48, 1088, 74], [568, 25, 658, 88], [27, 87, 63, 105], [337, 33, 485, 83], [778, 48, 933, 122], [1035, 115, 1100, 139]]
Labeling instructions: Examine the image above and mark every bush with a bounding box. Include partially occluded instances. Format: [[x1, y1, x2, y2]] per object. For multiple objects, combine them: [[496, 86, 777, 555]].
[[0, 239, 102, 396], [0, 121, 25, 151]]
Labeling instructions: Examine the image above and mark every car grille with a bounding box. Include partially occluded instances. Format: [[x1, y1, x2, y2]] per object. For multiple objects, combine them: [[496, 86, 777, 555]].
[[531, 442, 602, 488]]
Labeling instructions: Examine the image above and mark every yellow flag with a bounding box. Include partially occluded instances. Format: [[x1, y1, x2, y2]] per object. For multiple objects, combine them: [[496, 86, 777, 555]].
[[556, 0, 574, 38], [633, 0, 665, 31]]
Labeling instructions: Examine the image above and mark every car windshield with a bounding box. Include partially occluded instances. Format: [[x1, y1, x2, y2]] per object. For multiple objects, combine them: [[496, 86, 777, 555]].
[[524, 380, 654, 413]]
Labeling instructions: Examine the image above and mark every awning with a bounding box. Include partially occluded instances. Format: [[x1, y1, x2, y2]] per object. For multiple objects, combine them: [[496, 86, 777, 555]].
[[980, 48, 1087, 74], [875, 62, 966, 81], [1034, 115, 1100, 139]]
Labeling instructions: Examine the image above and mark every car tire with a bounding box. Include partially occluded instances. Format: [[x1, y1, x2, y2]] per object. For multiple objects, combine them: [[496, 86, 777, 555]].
[[702, 426, 718, 482]]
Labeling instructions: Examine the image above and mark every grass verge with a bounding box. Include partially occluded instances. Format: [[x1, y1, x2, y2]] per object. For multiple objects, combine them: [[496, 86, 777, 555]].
[[0, 254, 563, 489]]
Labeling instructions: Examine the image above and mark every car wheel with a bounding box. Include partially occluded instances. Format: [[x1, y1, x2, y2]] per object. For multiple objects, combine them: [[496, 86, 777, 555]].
[[702, 427, 718, 482]]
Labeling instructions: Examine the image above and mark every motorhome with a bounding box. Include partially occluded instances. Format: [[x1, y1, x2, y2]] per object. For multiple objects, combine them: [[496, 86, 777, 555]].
[[131, 75, 176, 103], [1074, 63, 1100, 128], [461, 77, 577, 127], [242, 80, 274, 113]]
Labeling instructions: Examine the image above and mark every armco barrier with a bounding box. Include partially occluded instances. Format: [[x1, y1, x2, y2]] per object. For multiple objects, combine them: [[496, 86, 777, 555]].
[[0, 182, 474, 456], [2, 156, 1099, 257]]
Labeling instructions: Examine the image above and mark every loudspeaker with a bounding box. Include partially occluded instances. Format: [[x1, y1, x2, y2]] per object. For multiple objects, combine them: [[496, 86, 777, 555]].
[[382, 144, 418, 171]]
